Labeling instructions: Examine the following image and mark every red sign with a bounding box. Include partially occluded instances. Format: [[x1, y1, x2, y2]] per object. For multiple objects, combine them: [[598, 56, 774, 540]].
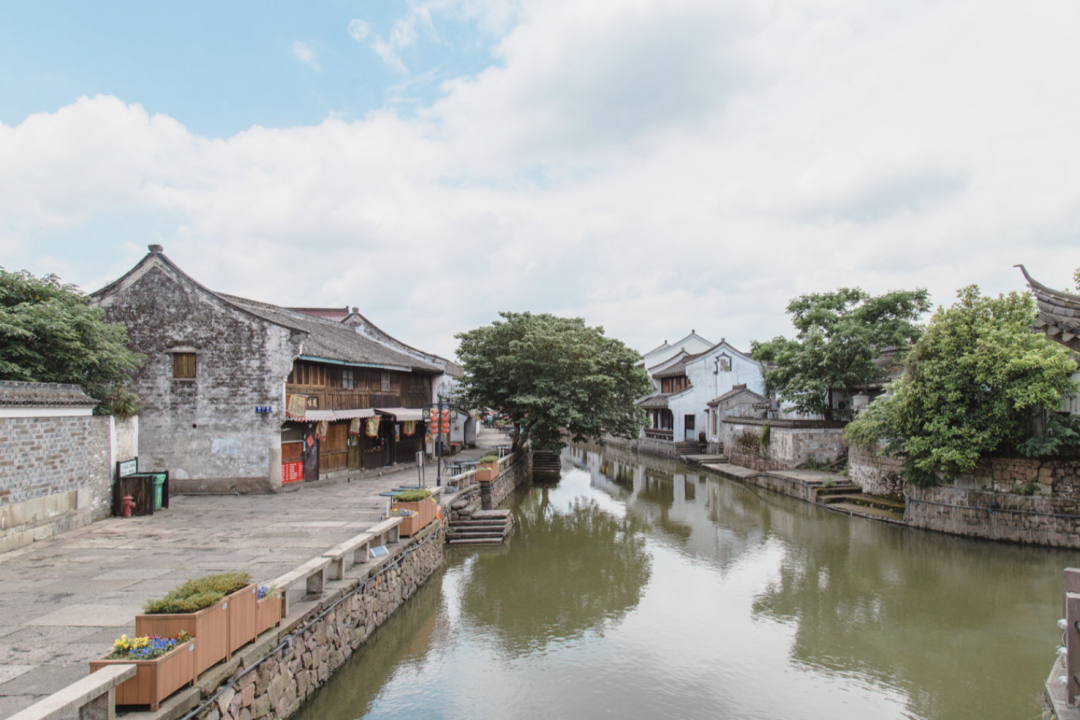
[[282, 461, 304, 484]]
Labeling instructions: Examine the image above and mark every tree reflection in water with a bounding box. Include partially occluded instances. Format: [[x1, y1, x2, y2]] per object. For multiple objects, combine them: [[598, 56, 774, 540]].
[[458, 487, 651, 655]]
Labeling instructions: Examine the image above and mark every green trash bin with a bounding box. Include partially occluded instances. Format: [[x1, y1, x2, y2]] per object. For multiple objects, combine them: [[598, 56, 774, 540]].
[[152, 474, 166, 511]]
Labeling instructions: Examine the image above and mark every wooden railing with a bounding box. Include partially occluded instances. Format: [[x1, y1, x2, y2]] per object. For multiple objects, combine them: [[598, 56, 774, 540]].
[[644, 428, 673, 440]]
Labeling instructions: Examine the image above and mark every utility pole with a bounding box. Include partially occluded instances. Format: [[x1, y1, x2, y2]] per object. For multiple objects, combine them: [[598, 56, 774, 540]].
[[436, 394, 444, 488]]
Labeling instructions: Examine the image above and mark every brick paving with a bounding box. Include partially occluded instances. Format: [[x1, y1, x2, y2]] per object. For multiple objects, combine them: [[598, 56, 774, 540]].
[[0, 429, 508, 717]]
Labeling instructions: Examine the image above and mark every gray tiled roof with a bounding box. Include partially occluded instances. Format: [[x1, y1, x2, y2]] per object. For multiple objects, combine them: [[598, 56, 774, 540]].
[[653, 360, 688, 379], [0, 381, 97, 408], [707, 385, 766, 407], [638, 393, 672, 409], [1019, 265, 1080, 352], [220, 295, 443, 373]]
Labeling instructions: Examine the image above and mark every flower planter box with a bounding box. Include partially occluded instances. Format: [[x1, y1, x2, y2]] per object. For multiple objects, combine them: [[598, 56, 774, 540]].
[[476, 462, 499, 482], [392, 497, 436, 537], [255, 594, 282, 635], [226, 584, 258, 655], [135, 601, 227, 678], [90, 639, 195, 711]]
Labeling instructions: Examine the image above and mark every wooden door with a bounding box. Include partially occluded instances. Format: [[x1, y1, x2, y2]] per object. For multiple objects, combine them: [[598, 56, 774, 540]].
[[321, 422, 348, 472], [303, 426, 319, 482], [684, 414, 695, 441]]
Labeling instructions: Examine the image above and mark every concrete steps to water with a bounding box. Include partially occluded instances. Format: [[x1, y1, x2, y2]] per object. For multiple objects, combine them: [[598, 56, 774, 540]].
[[447, 507, 514, 545], [817, 488, 906, 522], [532, 450, 562, 478]]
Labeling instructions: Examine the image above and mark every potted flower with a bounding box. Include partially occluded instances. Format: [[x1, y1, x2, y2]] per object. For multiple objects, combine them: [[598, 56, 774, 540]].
[[136, 571, 252, 677], [391, 489, 436, 537], [90, 631, 194, 711], [255, 584, 282, 635], [476, 455, 500, 482]]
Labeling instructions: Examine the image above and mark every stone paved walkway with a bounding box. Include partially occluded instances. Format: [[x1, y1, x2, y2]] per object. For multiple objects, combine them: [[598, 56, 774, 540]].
[[0, 429, 509, 717]]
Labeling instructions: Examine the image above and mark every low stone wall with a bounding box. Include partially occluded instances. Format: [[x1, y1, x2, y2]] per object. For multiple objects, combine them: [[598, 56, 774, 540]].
[[192, 522, 445, 720], [602, 435, 678, 459], [0, 414, 137, 554], [722, 418, 847, 471], [848, 444, 905, 496], [906, 485, 1080, 549]]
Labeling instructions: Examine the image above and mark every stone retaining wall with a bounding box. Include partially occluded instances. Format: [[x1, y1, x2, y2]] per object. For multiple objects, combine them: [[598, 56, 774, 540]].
[[906, 485, 1080, 549], [848, 444, 905, 496], [602, 435, 678, 459], [192, 522, 445, 720], [723, 419, 847, 471]]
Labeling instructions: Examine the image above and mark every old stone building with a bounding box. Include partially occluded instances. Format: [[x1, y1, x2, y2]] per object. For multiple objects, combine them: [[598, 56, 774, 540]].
[[93, 246, 450, 494]]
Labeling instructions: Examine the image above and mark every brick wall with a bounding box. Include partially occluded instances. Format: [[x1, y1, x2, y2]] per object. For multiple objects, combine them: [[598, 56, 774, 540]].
[[0, 415, 108, 508]]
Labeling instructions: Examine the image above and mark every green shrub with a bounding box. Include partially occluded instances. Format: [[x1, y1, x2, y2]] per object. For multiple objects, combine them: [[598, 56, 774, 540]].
[[142, 571, 251, 614], [394, 489, 432, 502], [144, 592, 225, 615], [479, 455, 499, 463]]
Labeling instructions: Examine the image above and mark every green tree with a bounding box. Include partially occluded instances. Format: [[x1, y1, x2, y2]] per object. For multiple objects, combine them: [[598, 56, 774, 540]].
[[751, 288, 931, 421], [455, 312, 652, 451], [0, 268, 143, 415], [845, 286, 1078, 485]]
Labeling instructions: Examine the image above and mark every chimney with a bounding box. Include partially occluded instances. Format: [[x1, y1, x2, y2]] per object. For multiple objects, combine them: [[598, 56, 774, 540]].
[[352, 307, 358, 314], [148, 244, 164, 253]]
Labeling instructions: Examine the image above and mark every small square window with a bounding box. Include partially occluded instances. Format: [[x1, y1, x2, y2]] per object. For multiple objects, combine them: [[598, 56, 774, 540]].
[[173, 353, 197, 379]]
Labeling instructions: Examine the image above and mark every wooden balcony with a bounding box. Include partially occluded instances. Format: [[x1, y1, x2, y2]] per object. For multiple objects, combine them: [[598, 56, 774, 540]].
[[644, 428, 673, 440]]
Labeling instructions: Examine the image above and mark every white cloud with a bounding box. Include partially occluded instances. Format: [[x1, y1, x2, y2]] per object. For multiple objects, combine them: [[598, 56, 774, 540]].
[[347, 19, 370, 42], [3, 0, 1080, 358], [292, 41, 320, 71]]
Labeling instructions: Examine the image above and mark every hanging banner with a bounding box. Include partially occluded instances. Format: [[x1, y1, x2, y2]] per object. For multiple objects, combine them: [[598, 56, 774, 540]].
[[404, 420, 415, 436], [366, 416, 381, 437], [316, 421, 329, 441], [349, 417, 362, 436], [286, 394, 307, 420]]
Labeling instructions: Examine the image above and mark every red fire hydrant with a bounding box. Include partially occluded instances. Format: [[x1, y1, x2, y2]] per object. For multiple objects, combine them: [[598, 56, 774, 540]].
[[122, 495, 135, 518]]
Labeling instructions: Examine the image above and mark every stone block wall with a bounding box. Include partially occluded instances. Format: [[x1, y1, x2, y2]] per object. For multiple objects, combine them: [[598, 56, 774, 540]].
[[193, 523, 445, 720], [906, 485, 1080, 549], [848, 444, 905, 496], [604, 435, 679, 459]]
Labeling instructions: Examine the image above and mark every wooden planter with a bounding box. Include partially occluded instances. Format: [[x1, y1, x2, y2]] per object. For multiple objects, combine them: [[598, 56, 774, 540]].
[[255, 594, 282, 636], [226, 584, 258, 655], [135, 601, 227, 678], [476, 462, 499, 482], [90, 639, 195, 711], [393, 497, 436, 537]]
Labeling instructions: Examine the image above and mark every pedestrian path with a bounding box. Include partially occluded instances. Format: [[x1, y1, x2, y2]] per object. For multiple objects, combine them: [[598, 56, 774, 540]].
[[0, 430, 507, 717]]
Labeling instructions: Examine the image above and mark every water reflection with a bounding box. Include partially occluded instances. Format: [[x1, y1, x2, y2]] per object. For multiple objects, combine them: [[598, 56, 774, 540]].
[[458, 488, 651, 655], [296, 442, 1075, 720]]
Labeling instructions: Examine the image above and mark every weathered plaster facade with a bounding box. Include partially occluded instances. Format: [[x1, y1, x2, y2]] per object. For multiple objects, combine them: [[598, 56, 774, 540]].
[[723, 417, 847, 471], [668, 342, 766, 443], [94, 251, 304, 494]]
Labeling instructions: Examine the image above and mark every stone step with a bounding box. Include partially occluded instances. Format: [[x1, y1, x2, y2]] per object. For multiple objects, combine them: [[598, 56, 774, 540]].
[[828, 502, 905, 522], [824, 493, 906, 511], [450, 519, 507, 527], [451, 528, 509, 539], [447, 537, 506, 545], [471, 509, 512, 520], [814, 484, 861, 497]]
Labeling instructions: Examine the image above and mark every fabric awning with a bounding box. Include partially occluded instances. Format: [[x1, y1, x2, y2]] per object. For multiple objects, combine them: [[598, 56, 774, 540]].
[[303, 408, 376, 422], [374, 407, 425, 422]]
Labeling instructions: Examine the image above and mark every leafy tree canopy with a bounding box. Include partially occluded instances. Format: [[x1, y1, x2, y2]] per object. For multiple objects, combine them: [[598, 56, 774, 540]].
[[455, 312, 652, 451], [845, 286, 1079, 485], [750, 287, 931, 421], [0, 268, 143, 415]]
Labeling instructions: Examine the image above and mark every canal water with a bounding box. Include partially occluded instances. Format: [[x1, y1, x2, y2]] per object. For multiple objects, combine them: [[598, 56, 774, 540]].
[[295, 442, 1077, 720]]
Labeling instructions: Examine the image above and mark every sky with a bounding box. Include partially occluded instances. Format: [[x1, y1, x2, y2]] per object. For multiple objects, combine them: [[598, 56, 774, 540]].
[[2, 0, 1079, 359]]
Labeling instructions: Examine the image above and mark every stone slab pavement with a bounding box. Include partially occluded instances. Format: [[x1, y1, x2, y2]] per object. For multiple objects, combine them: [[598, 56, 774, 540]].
[[0, 428, 511, 717]]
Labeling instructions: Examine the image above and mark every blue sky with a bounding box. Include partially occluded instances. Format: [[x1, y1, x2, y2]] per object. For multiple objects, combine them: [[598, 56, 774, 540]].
[[2, 0, 1079, 357], [0, 1, 496, 136]]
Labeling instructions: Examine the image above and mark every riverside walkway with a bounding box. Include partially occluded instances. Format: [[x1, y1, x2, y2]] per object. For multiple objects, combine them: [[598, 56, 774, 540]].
[[0, 429, 506, 717]]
